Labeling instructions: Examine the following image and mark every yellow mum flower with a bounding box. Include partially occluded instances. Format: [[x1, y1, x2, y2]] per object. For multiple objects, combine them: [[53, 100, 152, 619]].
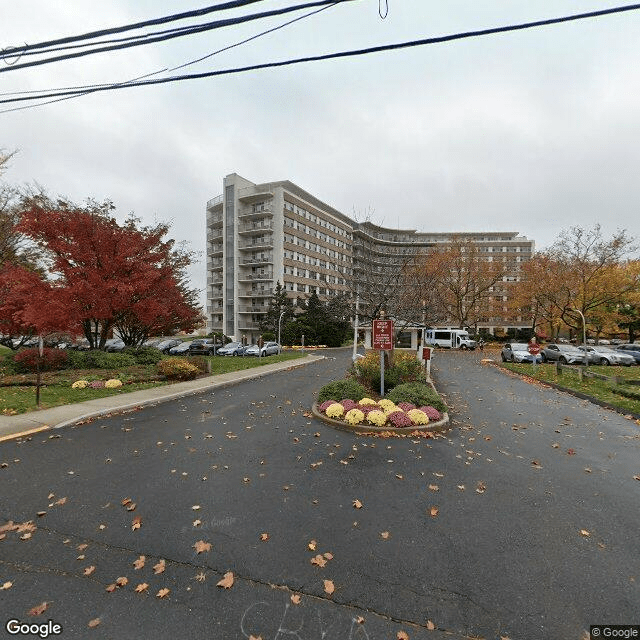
[[407, 409, 429, 425], [366, 410, 388, 427], [344, 409, 365, 425], [358, 398, 377, 405], [326, 403, 345, 418], [378, 399, 397, 411], [72, 380, 88, 389], [105, 379, 123, 388]]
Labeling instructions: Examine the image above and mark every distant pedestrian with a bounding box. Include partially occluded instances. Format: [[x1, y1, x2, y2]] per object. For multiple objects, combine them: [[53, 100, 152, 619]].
[[478, 337, 485, 352]]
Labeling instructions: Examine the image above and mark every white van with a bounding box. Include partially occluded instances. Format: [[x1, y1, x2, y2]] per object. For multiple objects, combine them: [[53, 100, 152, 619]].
[[425, 329, 477, 350]]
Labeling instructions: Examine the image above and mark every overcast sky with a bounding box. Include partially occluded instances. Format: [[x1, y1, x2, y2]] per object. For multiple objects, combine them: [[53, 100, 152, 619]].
[[2, 0, 640, 308]]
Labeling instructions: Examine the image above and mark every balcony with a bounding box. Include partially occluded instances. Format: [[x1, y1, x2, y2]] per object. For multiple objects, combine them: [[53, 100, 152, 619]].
[[238, 239, 273, 251], [208, 228, 223, 240], [239, 255, 273, 265], [238, 204, 273, 219], [209, 243, 223, 257], [208, 259, 223, 270], [207, 213, 223, 228], [238, 306, 268, 314], [237, 272, 274, 282], [238, 186, 274, 202], [207, 194, 223, 210], [207, 276, 223, 286], [238, 288, 273, 298], [238, 221, 274, 234]]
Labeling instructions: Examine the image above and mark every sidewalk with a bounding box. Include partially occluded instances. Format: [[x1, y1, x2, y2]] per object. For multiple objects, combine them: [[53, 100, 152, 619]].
[[0, 354, 325, 442]]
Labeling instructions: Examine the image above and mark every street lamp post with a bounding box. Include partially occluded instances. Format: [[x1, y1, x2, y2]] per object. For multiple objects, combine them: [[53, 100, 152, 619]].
[[572, 308, 588, 367], [278, 311, 285, 348]]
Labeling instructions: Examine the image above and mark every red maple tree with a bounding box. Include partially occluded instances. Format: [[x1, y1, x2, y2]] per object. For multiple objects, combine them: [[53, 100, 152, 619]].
[[12, 197, 202, 348]]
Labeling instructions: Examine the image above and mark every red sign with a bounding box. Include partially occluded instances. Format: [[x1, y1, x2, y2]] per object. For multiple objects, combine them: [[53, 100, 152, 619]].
[[372, 320, 393, 350], [422, 347, 432, 361], [528, 341, 541, 355]]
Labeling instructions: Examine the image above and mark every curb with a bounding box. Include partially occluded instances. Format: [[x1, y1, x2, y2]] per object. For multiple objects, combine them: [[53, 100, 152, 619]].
[[0, 355, 325, 441], [310, 402, 450, 436]]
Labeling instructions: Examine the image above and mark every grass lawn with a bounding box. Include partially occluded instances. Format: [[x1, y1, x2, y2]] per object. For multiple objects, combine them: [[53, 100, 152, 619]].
[[500, 362, 640, 416], [0, 351, 306, 415]]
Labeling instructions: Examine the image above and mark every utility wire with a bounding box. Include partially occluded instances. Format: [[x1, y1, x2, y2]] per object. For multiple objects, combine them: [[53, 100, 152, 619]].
[[0, 3, 338, 99], [0, 0, 268, 57], [0, 0, 353, 74], [2, 2, 639, 112]]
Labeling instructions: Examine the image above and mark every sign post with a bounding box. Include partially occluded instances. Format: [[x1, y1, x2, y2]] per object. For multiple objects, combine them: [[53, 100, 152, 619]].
[[528, 337, 541, 368], [422, 346, 432, 381], [373, 319, 394, 396]]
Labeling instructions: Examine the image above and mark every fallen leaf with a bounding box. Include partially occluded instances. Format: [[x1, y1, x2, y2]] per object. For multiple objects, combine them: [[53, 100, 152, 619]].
[[323, 579, 335, 595], [77, 543, 88, 551], [356, 615, 365, 624], [476, 482, 487, 494], [54, 497, 67, 506], [126, 502, 137, 512], [121, 497, 132, 506], [531, 460, 543, 469], [427, 620, 435, 630], [88, 618, 101, 628], [633, 475, 640, 481], [580, 529, 591, 537], [153, 559, 166, 574], [83, 565, 96, 576], [381, 531, 390, 539], [457, 485, 465, 491], [311, 554, 327, 567], [1, 581, 13, 590], [428, 484, 439, 492], [397, 632, 409, 640], [249, 636, 263, 640], [217, 571, 234, 589], [115, 576, 128, 587], [567, 448, 576, 455], [195, 572, 206, 582], [36, 511, 46, 517], [192, 505, 200, 511], [133, 556, 145, 570], [260, 533, 269, 541], [156, 588, 170, 598], [194, 540, 212, 554], [135, 583, 149, 593], [395, 474, 403, 480], [429, 506, 439, 517], [308, 539, 317, 551], [353, 499, 363, 509], [131, 516, 142, 531], [291, 594, 301, 605], [323, 552, 333, 560], [193, 519, 202, 527], [28, 602, 48, 616]]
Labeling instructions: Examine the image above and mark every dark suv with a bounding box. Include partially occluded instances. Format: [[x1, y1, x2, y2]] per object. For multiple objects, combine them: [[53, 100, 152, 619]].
[[188, 339, 219, 356]]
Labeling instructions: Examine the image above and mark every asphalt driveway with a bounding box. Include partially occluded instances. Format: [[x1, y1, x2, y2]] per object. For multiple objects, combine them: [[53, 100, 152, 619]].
[[1, 347, 638, 639]]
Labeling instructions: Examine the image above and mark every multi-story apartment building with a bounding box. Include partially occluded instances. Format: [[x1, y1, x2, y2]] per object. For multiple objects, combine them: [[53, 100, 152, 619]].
[[206, 174, 535, 340]]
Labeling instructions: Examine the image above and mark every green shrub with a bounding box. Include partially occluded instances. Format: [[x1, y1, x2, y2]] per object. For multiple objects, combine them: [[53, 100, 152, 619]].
[[612, 386, 640, 401], [12, 348, 69, 373], [261, 332, 275, 341], [317, 379, 368, 404], [123, 346, 164, 365], [353, 351, 424, 392], [156, 358, 199, 381], [385, 382, 447, 413], [82, 351, 137, 370], [188, 356, 209, 373]]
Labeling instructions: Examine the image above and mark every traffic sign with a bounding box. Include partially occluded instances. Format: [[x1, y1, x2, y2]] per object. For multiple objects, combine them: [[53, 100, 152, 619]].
[[528, 340, 541, 355], [372, 319, 393, 350]]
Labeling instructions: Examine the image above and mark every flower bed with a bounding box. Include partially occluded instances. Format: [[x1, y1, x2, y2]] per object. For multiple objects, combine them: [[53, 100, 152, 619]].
[[316, 397, 442, 429]]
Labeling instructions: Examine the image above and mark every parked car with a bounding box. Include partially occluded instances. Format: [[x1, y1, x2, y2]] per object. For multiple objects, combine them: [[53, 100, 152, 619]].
[[142, 338, 163, 348], [155, 339, 182, 354], [615, 344, 640, 364], [168, 341, 192, 355], [610, 338, 624, 345], [501, 343, 542, 364], [104, 338, 126, 352], [217, 341, 247, 356], [540, 343, 587, 365], [244, 341, 281, 357], [578, 345, 635, 366], [188, 339, 219, 356]]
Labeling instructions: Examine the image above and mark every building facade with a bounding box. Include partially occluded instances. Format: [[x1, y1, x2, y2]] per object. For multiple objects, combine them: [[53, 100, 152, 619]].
[[206, 174, 535, 341]]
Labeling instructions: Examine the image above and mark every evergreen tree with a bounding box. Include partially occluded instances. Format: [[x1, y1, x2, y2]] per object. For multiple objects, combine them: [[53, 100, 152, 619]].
[[259, 281, 295, 338]]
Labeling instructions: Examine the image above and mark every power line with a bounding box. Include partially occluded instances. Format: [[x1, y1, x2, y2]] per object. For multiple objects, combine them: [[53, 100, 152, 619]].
[[0, 0, 354, 74], [0, 3, 339, 101], [2, 2, 639, 112], [0, 0, 268, 57]]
